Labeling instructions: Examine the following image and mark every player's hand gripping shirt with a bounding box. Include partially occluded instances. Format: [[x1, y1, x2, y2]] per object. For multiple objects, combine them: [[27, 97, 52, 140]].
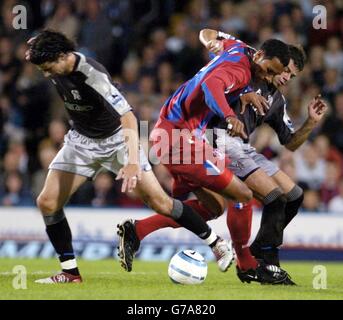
[[210, 32, 294, 145]]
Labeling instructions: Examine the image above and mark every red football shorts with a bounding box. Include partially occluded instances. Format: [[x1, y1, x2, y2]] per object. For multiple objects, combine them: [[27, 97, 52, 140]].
[[150, 121, 233, 197]]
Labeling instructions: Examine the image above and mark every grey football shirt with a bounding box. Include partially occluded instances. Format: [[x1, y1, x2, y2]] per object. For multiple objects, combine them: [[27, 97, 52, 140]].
[[50, 52, 132, 138]]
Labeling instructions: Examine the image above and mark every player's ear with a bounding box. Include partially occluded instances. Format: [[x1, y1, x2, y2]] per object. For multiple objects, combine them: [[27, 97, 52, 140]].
[[59, 53, 68, 62], [253, 50, 264, 63]]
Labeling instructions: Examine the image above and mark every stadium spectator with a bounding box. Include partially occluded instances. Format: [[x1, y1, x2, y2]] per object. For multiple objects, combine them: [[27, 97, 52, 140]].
[[175, 29, 205, 79], [0, 36, 22, 95], [91, 171, 118, 208], [31, 146, 58, 199], [0, 172, 33, 206], [321, 92, 343, 153], [44, 0, 80, 41], [219, 1, 246, 34], [120, 57, 140, 93], [324, 37, 343, 75], [313, 134, 343, 173], [328, 180, 343, 213], [166, 16, 188, 54], [278, 149, 297, 183], [322, 68, 343, 105], [301, 189, 322, 213], [38, 119, 68, 151], [78, 0, 113, 68], [294, 143, 326, 190], [320, 161, 341, 208]]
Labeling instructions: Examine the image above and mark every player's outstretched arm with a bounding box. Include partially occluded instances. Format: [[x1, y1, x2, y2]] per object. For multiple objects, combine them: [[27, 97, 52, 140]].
[[200, 29, 267, 115], [116, 111, 142, 193], [285, 95, 328, 151], [199, 29, 223, 54]]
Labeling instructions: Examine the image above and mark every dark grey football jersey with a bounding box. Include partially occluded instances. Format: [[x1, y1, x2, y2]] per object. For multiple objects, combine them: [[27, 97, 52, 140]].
[[213, 80, 295, 145], [50, 52, 132, 138]]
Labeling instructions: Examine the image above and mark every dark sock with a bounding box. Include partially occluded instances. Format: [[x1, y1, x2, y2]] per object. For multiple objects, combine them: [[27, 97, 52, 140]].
[[251, 189, 287, 265], [135, 199, 216, 241], [171, 200, 214, 241], [45, 212, 80, 276], [284, 186, 304, 228]]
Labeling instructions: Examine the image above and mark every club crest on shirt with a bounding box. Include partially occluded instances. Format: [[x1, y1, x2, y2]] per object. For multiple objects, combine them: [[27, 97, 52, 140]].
[[71, 90, 82, 100]]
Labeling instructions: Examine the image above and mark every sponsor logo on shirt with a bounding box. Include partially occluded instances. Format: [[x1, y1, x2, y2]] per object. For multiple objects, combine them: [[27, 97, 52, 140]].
[[65, 102, 93, 112]]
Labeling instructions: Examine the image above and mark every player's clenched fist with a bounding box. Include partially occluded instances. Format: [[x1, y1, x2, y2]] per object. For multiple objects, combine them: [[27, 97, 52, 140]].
[[225, 116, 247, 139], [206, 39, 223, 54]]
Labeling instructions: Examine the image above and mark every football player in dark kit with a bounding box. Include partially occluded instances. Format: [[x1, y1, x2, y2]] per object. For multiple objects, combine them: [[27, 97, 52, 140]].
[[25, 30, 234, 283]]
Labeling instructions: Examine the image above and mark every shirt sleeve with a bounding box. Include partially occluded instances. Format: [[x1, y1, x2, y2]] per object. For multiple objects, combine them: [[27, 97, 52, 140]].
[[265, 92, 294, 145], [77, 54, 132, 117], [217, 31, 257, 54], [217, 31, 238, 40], [201, 62, 251, 119]]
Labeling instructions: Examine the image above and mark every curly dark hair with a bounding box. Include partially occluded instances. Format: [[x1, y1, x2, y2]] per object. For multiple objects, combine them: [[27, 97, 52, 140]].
[[288, 45, 307, 71], [260, 39, 290, 67], [28, 30, 76, 65]]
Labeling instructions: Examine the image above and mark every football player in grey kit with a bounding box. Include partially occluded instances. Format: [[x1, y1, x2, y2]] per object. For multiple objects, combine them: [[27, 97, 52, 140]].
[[26, 30, 236, 283]]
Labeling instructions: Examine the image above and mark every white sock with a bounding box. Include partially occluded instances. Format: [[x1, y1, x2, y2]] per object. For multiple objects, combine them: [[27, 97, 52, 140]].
[[203, 230, 218, 246], [61, 258, 77, 270]]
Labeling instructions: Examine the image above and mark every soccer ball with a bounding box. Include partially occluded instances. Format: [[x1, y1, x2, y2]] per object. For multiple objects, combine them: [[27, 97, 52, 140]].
[[168, 250, 207, 285]]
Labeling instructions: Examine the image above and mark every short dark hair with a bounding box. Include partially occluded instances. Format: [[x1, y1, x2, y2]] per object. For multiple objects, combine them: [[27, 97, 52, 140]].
[[28, 30, 76, 65], [288, 45, 306, 71], [260, 39, 290, 67]]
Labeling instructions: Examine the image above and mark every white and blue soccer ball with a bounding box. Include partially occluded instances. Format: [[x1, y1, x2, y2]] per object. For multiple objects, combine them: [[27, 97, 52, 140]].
[[168, 250, 207, 285]]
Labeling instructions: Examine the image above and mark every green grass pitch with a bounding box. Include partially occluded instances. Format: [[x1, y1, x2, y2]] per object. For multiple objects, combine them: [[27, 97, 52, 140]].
[[1, 258, 342, 300]]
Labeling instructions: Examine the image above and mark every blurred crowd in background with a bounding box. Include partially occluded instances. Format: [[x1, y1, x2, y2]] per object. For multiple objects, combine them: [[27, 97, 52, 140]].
[[0, 0, 343, 212]]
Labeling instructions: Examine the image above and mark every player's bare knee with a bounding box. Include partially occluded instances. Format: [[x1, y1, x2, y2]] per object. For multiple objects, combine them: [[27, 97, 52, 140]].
[[143, 194, 172, 216], [154, 199, 173, 216], [36, 194, 60, 215]]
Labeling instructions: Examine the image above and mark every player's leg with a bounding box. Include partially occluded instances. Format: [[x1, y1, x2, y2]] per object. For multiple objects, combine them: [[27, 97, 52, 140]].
[[115, 136, 247, 272], [194, 188, 264, 273], [223, 172, 290, 284], [35, 141, 99, 283], [193, 187, 226, 219], [134, 186, 226, 241], [219, 175, 260, 272], [35, 169, 88, 283], [194, 182, 288, 284], [244, 168, 287, 265], [216, 175, 252, 202], [112, 153, 234, 272], [271, 170, 304, 228], [245, 153, 296, 286], [134, 170, 225, 249]]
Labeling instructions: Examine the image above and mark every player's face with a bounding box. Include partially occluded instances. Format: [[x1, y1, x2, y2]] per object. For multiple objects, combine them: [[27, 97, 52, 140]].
[[272, 59, 299, 87], [37, 56, 70, 77], [253, 51, 286, 83]]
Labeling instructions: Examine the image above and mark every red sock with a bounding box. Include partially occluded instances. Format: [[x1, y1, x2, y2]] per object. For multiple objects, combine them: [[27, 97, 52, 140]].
[[226, 201, 258, 271], [135, 200, 215, 241]]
